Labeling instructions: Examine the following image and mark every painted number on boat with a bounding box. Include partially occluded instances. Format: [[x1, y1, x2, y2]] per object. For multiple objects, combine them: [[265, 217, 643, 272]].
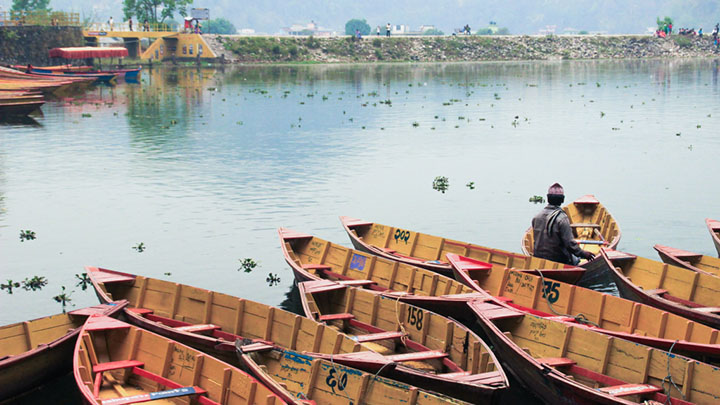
[[326, 368, 348, 393], [542, 281, 560, 304], [349, 254, 367, 271], [407, 306, 424, 330], [394, 229, 411, 244]]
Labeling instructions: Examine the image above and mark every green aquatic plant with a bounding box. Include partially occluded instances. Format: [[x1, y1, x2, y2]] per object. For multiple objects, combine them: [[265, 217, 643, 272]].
[[75, 273, 91, 291], [239, 258, 258, 273], [20, 229, 36, 242], [22, 276, 48, 291], [53, 286, 74, 313], [432, 176, 449, 194], [466, 182, 475, 190], [529, 195, 545, 204], [132, 242, 146, 253], [1, 280, 20, 294], [412, 121, 419, 127], [266, 273, 281, 286]]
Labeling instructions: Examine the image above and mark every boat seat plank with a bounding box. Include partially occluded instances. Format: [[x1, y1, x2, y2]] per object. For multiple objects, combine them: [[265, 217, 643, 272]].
[[537, 357, 576, 367], [385, 351, 448, 362], [571, 223, 601, 229], [354, 331, 405, 343], [94, 273, 135, 283], [605, 250, 637, 260], [693, 307, 720, 314], [545, 316, 576, 323], [656, 245, 703, 260], [437, 371, 470, 378], [85, 320, 132, 332], [281, 230, 313, 240], [469, 301, 524, 321], [94, 360, 145, 373], [69, 303, 123, 316], [302, 264, 333, 270], [126, 308, 154, 315], [598, 383, 662, 397], [99, 386, 207, 405], [338, 279, 377, 287], [303, 280, 346, 294], [318, 313, 355, 322], [455, 371, 506, 385], [173, 324, 220, 333], [573, 195, 600, 204], [345, 220, 374, 227], [644, 289, 667, 296], [237, 343, 275, 353]]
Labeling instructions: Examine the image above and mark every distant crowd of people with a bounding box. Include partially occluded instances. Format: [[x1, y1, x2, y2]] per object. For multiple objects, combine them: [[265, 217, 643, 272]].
[[655, 22, 720, 49]]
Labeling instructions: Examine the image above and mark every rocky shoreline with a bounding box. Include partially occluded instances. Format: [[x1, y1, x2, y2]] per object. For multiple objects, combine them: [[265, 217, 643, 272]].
[[208, 35, 720, 64]]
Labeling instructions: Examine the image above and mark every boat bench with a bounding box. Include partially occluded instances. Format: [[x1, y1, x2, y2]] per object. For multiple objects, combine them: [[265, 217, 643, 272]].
[[318, 313, 355, 322], [338, 279, 377, 287], [385, 350, 448, 362], [174, 324, 220, 333], [599, 383, 662, 397], [694, 307, 720, 314], [537, 357, 576, 367], [355, 331, 405, 343], [237, 342, 275, 353]]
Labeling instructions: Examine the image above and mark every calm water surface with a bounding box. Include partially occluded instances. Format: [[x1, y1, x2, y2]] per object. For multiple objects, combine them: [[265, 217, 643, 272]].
[[2, 59, 720, 325]]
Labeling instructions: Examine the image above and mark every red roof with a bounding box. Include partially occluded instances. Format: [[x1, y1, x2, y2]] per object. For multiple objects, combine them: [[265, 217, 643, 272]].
[[48, 47, 129, 59]]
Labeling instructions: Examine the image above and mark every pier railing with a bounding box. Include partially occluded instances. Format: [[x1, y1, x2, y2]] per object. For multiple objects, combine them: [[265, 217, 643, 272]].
[[0, 11, 80, 27], [84, 21, 180, 33]]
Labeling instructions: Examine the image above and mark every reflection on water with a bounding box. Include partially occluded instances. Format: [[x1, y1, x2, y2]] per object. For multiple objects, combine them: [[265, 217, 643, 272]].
[[278, 281, 304, 315], [1, 59, 720, 328]]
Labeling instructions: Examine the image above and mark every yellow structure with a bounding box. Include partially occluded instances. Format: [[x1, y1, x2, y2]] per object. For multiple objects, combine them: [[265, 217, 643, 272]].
[[83, 28, 217, 60]]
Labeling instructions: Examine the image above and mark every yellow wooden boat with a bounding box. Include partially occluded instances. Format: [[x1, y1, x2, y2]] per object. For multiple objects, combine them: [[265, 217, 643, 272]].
[[236, 343, 471, 405], [599, 248, 720, 330], [0, 302, 125, 400], [340, 216, 585, 284], [705, 219, 720, 257], [299, 280, 509, 403], [521, 194, 621, 257], [446, 253, 720, 362], [469, 299, 720, 404], [74, 315, 286, 405], [655, 244, 720, 278]]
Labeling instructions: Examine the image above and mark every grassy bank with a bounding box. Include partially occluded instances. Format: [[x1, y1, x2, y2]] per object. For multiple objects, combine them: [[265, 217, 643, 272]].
[[214, 35, 719, 63]]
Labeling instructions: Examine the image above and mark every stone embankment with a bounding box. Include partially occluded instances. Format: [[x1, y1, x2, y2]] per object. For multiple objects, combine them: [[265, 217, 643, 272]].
[[208, 34, 719, 64], [0, 26, 84, 65]]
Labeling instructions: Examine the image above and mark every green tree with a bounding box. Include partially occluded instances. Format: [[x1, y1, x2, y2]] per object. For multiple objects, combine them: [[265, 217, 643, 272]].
[[123, 0, 193, 24], [206, 18, 236, 34], [656, 16, 673, 30], [11, 0, 50, 12], [345, 18, 370, 36]]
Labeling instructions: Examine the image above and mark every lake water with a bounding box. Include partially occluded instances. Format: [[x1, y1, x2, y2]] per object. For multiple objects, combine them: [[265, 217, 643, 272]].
[[2, 59, 720, 327]]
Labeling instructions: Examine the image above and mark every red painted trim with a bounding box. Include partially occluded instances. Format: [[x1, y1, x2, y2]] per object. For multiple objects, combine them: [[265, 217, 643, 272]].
[[94, 360, 145, 373]]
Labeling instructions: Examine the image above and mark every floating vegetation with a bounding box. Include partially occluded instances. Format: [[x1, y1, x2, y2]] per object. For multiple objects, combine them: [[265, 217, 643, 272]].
[[432, 176, 449, 194], [19, 229, 36, 242], [676, 133, 681, 136], [697, 124, 701, 129], [266, 273, 281, 286], [412, 121, 419, 127], [1, 280, 20, 294], [53, 286, 74, 313], [132, 242, 146, 253], [75, 273, 91, 291], [600, 112, 605, 118], [164, 272, 172, 276], [238, 258, 258, 273], [22, 276, 48, 291], [379, 99, 392, 105], [529, 195, 545, 204], [82, 113, 92, 118], [466, 182, 475, 190]]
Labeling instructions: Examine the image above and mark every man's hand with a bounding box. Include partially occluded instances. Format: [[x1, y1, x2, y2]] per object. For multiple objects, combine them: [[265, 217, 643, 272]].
[[582, 251, 595, 261]]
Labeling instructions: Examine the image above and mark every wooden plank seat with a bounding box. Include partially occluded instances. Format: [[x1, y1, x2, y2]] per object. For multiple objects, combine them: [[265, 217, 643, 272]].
[[598, 384, 662, 397], [93, 360, 145, 373], [126, 308, 153, 315], [354, 331, 406, 343], [173, 324, 220, 333], [237, 342, 275, 353], [385, 350, 448, 362], [338, 279, 377, 287], [100, 386, 208, 405], [130, 367, 218, 405], [469, 301, 524, 321], [693, 307, 720, 314], [318, 313, 355, 322], [302, 264, 333, 270], [605, 250, 637, 260], [537, 357, 576, 367], [345, 219, 374, 227], [644, 289, 667, 296], [455, 371, 506, 385], [571, 223, 601, 229], [437, 371, 470, 378]]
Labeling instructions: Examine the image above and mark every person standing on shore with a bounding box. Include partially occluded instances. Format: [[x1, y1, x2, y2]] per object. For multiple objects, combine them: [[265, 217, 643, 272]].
[[386, 23, 391, 37], [531, 183, 595, 265], [128, 17, 133, 31], [108, 16, 114, 31], [376, 26, 380, 35]]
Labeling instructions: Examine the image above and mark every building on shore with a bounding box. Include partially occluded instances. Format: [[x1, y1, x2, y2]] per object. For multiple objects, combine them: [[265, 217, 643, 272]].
[[281, 21, 336, 36]]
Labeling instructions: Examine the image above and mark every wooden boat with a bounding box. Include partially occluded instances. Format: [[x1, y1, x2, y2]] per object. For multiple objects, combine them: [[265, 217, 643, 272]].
[[705, 219, 720, 257], [298, 280, 509, 403], [88, 267, 506, 403], [0, 302, 126, 400], [447, 253, 720, 362], [86, 266, 362, 365], [654, 244, 720, 277], [340, 216, 585, 283], [280, 228, 484, 319], [521, 194, 621, 257], [468, 299, 720, 404], [74, 315, 286, 405], [29, 69, 118, 84], [27, 66, 142, 79], [599, 248, 720, 329], [236, 343, 471, 405], [11, 64, 94, 72]]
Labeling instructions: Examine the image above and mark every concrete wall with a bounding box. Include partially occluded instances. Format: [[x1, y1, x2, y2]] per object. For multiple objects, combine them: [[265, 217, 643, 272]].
[[0, 26, 84, 65]]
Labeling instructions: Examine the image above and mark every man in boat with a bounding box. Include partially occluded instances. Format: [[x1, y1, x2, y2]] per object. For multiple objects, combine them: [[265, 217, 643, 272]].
[[531, 183, 595, 265]]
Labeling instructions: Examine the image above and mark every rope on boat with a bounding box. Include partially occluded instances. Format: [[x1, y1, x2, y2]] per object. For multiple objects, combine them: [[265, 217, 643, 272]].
[[662, 340, 684, 404], [394, 294, 409, 346], [536, 269, 600, 328], [328, 351, 353, 403]]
